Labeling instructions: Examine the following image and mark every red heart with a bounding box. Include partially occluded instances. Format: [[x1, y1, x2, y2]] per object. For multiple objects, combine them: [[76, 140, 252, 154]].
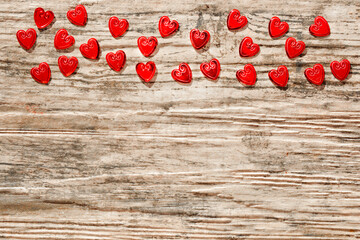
[[330, 59, 351, 81], [30, 62, 51, 84], [304, 64, 325, 85], [268, 16, 289, 38], [58, 56, 78, 77], [106, 50, 126, 72], [54, 29, 75, 50], [136, 61, 156, 82], [227, 9, 248, 30], [34, 8, 54, 29], [268, 65, 289, 87], [16, 28, 36, 50], [109, 16, 129, 38], [138, 36, 158, 57], [159, 16, 179, 38], [239, 37, 260, 57], [67, 5, 87, 26], [309, 16, 330, 37], [236, 64, 257, 86], [200, 58, 220, 80], [190, 29, 210, 50], [285, 37, 306, 59], [172, 63, 192, 84], [80, 38, 100, 59]]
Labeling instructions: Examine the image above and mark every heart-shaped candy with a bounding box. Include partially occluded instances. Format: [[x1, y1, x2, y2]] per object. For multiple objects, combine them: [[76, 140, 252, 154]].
[[268, 16, 289, 38], [285, 37, 306, 59], [54, 29, 75, 50], [227, 9, 248, 30], [31, 62, 51, 84], [138, 36, 158, 57], [190, 29, 210, 49], [159, 16, 179, 38], [136, 61, 156, 82], [309, 16, 330, 37], [200, 58, 220, 80], [330, 59, 351, 81], [106, 50, 126, 72], [239, 37, 260, 57], [16, 28, 37, 50], [109, 16, 129, 38], [236, 64, 257, 86], [172, 63, 192, 84], [304, 64, 325, 85], [268, 65, 289, 87], [58, 56, 78, 77], [34, 8, 54, 29], [80, 38, 100, 59], [67, 5, 87, 26]]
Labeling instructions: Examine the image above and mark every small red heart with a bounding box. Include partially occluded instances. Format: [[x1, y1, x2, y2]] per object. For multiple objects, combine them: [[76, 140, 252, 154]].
[[109, 16, 129, 38], [31, 62, 51, 84], [269, 16, 289, 38], [309, 16, 330, 37], [138, 36, 158, 57], [200, 58, 221, 80], [136, 61, 156, 82], [190, 29, 210, 50], [268, 65, 289, 87], [236, 64, 257, 86], [106, 50, 126, 72], [54, 29, 75, 50], [285, 37, 306, 59], [67, 5, 87, 26], [172, 63, 192, 84], [16, 28, 36, 50], [34, 8, 54, 29], [304, 64, 325, 85], [80, 38, 100, 59], [227, 9, 248, 30], [58, 56, 78, 77], [159, 16, 179, 38], [239, 37, 260, 57], [330, 59, 351, 81]]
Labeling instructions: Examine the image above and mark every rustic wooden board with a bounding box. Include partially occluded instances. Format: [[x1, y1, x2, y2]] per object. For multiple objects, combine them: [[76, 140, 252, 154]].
[[0, 0, 359, 239]]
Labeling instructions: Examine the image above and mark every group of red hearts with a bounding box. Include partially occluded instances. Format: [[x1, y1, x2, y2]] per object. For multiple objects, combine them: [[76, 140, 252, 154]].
[[16, 5, 351, 87]]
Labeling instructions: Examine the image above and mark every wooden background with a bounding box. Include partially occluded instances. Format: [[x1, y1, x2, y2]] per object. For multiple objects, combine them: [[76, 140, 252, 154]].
[[1, 0, 359, 239]]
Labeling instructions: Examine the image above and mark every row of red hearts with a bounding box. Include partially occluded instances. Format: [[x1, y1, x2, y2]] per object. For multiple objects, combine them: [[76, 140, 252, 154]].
[[17, 5, 351, 87]]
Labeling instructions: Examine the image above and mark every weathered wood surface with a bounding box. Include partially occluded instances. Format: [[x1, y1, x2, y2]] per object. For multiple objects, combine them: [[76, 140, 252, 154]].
[[1, 0, 360, 239]]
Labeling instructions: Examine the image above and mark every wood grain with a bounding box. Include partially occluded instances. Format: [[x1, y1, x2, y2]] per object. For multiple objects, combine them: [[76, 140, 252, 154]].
[[0, 0, 359, 239]]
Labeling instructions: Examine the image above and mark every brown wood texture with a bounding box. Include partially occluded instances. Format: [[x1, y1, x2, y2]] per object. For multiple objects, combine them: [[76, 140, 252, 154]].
[[1, 0, 360, 239]]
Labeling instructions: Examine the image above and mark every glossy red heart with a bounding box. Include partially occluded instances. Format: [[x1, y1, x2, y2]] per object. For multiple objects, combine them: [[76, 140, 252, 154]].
[[172, 63, 192, 84], [54, 29, 75, 50], [268, 16, 289, 38], [109, 16, 129, 38], [34, 8, 54, 29], [67, 5, 87, 26], [30, 62, 51, 84], [309, 16, 330, 37], [190, 29, 210, 49], [268, 65, 289, 87], [285, 37, 306, 59], [236, 64, 257, 86], [16, 28, 36, 50], [304, 64, 325, 85], [239, 37, 260, 57], [227, 9, 248, 30], [58, 56, 78, 77], [159, 16, 179, 38], [136, 61, 156, 82], [80, 38, 99, 59], [106, 50, 126, 72], [200, 58, 220, 80], [138, 36, 158, 57], [330, 59, 351, 81]]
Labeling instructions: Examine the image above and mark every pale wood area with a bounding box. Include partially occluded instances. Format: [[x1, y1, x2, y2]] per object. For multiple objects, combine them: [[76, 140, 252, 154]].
[[0, 0, 360, 239]]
